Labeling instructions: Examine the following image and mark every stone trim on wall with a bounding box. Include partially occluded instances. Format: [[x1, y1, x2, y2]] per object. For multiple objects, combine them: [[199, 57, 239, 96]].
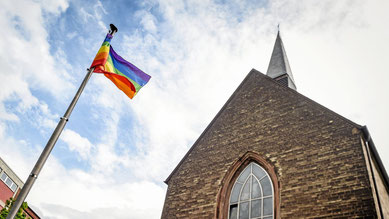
[[360, 136, 389, 218]]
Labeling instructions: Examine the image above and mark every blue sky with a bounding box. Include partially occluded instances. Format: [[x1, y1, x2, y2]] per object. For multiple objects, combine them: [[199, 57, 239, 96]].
[[1, 0, 388, 218]]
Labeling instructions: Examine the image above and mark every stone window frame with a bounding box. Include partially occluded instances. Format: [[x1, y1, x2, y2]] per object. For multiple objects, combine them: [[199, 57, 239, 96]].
[[216, 152, 280, 219], [229, 162, 274, 218]]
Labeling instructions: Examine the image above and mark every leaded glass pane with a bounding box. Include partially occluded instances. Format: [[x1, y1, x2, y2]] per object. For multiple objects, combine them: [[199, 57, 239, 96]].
[[252, 164, 266, 180], [251, 177, 261, 199], [11, 183, 17, 192], [5, 177, 12, 187], [263, 197, 273, 216], [239, 201, 249, 219], [229, 162, 274, 219], [250, 199, 261, 218], [240, 176, 251, 201], [237, 164, 251, 183], [263, 217, 273, 219], [260, 176, 272, 196], [230, 205, 238, 219], [0, 173, 6, 181], [230, 182, 243, 203]]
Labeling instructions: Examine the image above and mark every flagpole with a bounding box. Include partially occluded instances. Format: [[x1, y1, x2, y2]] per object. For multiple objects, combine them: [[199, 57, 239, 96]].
[[6, 67, 95, 219], [6, 24, 118, 219]]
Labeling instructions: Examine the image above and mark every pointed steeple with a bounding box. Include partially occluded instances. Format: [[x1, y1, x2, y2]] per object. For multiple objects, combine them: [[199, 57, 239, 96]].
[[266, 30, 296, 90]]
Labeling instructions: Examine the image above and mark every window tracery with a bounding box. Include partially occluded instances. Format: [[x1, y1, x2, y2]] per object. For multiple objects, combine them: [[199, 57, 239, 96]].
[[229, 162, 274, 219]]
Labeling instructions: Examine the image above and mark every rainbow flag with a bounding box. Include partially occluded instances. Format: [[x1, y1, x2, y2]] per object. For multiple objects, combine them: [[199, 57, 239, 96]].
[[91, 34, 151, 99]]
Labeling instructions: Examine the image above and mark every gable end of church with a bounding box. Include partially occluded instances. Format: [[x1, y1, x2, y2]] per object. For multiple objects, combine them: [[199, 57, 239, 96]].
[[162, 69, 381, 218]]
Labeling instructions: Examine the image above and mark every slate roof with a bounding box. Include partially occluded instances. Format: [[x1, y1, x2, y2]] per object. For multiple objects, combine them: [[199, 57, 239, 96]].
[[266, 31, 296, 90]]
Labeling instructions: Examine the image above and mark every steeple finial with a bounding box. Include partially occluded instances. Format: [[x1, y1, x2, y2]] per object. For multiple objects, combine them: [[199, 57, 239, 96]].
[[266, 29, 296, 90]]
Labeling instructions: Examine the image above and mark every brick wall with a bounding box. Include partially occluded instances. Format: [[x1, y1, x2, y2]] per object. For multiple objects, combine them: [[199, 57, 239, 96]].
[[0, 181, 13, 209], [161, 70, 376, 218]]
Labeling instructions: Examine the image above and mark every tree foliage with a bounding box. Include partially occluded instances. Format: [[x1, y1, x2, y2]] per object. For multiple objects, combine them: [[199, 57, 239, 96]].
[[0, 198, 30, 219]]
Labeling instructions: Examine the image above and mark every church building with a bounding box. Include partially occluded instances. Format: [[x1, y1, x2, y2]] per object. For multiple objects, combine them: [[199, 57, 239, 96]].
[[161, 31, 389, 218]]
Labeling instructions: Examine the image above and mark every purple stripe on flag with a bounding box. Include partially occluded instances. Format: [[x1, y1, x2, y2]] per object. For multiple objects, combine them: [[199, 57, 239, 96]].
[[110, 46, 151, 84]]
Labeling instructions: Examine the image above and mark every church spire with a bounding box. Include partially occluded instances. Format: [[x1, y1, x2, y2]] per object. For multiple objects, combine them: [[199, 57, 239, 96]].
[[266, 30, 296, 90]]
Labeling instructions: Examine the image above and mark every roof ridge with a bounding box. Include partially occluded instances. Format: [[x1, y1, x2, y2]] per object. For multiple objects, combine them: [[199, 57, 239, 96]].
[[165, 69, 362, 183], [259, 69, 361, 128]]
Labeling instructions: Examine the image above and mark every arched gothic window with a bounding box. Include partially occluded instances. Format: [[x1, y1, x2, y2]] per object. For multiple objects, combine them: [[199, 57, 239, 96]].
[[229, 162, 274, 219]]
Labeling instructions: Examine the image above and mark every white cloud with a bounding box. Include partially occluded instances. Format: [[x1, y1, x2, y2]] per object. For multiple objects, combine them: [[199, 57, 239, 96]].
[[0, 122, 40, 179], [27, 153, 165, 219], [0, 0, 71, 133], [0, 74, 36, 122], [94, 0, 108, 16], [0, 123, 164, 219], [0, 0, 72, 97], [35, 180, 164, 219], [41, 0, 69, 15], [60, 129, 93, 160], [136, 10, 158, 34], [78, 1, 108, 33]]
